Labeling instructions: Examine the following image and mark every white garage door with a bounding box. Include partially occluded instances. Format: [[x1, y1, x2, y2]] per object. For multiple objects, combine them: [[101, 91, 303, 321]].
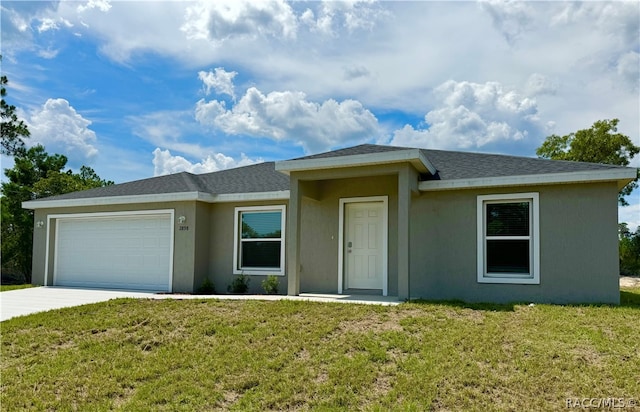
[[54, 212, 173, 291]]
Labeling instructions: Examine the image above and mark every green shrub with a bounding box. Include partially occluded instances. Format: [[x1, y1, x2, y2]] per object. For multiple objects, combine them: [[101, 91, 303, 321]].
[[227, 273, 250, 294], [196, 278, 216, 295], [262, 275, 280, 294]]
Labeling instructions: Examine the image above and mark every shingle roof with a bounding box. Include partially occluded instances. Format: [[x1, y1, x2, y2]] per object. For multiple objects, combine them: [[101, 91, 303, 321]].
[[28, 144, 633, 203], [195, 161, 290, 194], [421, 148, 626, 181], [289, 144, 627, 180], [292, 144, 411, 160], [34, 162, 289, 202]]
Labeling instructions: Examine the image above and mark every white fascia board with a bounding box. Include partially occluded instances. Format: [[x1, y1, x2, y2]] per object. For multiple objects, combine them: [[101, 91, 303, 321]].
[[23, 190, 290, 209], [23, 192, 208, 209], [275, 149, 437, 175], [418, 169, 637, 192], [209, 190, 290, 203], [416, 150, 438, 175]]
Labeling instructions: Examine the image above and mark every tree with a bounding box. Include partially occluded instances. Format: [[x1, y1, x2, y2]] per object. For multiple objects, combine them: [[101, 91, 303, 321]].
[[1, 145, 113, 283], [1, 56, 30, 156], [32, 166, 113, 199], [619, 223, 640, 276], [536, 119, 640, 205]]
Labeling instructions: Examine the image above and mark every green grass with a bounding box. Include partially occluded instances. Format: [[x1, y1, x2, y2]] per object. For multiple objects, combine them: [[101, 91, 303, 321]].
[[2, 290, 640, 411], [0, 283, 35, 292]]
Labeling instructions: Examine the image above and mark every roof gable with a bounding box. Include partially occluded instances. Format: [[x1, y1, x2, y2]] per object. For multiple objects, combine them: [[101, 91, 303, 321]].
[[291, 144, 412, 160], [276, 144, 437, 175]]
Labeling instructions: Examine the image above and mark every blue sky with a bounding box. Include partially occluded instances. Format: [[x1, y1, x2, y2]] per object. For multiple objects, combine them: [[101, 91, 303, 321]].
[[1, 0, 639, 227]]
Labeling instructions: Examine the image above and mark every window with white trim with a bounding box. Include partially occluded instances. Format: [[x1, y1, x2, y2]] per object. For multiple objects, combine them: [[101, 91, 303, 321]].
[[477, 193, 539, 284], [233, 205, 286, 275]]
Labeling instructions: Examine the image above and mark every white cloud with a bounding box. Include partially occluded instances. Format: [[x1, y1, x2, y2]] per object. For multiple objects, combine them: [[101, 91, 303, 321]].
[[195, 86, 380, 153], [51, 1, 190, 63], [129, 110, 187, 142], [480, 0, 537, 44], [36, 47, 60, 59], [77, 0, 112, 14], [127, 110, 218, 161], [181, 0, 385, 43], [182, 0, 298, 42], [551, 2, 639, 50], [301, 1, 387, 36], [4, 7, 30, 33], [525, 73, 558, 96], [152, 147, 260, 176], [617, 52, 640, 92], [23, 98, 99, 162], [343, 65, 371, 81], [391, 80, 543, 151], [37, 18, 58, 33], [194, 100, 227, 126], [198, 68, 237, 99], [1, 2, 58, 54]]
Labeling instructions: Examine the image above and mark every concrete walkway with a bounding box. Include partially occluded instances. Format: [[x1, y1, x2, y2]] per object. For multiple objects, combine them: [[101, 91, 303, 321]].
[[1, 287, 400, 322]]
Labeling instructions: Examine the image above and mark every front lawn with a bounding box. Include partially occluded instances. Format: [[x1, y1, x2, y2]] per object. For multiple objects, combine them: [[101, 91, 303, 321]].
[[0, 284, 35, 292], [2, 290, 639, 411]]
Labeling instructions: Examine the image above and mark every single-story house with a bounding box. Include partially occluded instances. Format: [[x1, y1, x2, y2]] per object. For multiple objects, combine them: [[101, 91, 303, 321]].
[[23, 144, 637, 304]]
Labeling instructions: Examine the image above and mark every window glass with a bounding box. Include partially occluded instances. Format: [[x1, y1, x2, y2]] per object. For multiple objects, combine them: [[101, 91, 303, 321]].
[[241, 212, 282, 239], [241, 242, 281, 268], [486, 202, 529, 236], [486, 239, 530, 273]]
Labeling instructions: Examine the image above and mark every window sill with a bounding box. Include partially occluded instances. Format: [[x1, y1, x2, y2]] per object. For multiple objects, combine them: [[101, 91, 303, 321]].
[[478, 276, 539, 285], [233, 269, 285, 276]]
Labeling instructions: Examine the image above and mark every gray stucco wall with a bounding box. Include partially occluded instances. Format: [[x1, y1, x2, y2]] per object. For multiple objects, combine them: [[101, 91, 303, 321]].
[[31, 208, 50, 286], [409, 182, 621, 304], [192, 202, 211, 292], [294, 171, 400, 295]]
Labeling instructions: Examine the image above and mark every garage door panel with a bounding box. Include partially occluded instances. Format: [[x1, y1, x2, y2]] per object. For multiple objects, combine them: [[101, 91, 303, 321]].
[[54, 213, 172, 291]]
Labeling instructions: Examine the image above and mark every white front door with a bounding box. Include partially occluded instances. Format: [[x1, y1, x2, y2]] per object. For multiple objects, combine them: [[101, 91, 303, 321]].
[[344, 202, 384, 290]]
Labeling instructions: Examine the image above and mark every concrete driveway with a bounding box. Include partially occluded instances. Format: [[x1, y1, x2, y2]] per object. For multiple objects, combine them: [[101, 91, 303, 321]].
[[0, 287, 158, 322], [1, 287, 400, 322]]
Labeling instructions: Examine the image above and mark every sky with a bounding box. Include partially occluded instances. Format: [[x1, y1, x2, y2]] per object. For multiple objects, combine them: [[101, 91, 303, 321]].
[[1, 0, 639, 228]]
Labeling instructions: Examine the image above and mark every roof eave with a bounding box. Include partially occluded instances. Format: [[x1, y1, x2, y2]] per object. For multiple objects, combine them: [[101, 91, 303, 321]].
[[418, 169, 637, 192], [275, 149, 437, 175], [22, 190, 290, 209]]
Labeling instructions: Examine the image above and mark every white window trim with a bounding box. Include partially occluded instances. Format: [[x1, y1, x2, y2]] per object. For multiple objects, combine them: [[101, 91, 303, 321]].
[[477, 193, 540, 285], [233, 205, 286, 276]]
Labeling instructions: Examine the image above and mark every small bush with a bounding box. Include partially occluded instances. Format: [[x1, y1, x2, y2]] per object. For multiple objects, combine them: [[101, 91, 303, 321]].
[[262, 275, 280, 294], [228, 273, 250, 294], [196, 278, 216, 295]]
